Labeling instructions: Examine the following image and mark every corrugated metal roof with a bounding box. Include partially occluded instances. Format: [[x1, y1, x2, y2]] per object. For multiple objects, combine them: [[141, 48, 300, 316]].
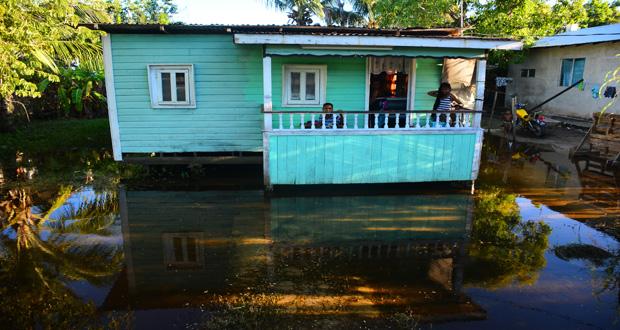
[[78, 23, 516, 42], [532, 23, 620, 48]]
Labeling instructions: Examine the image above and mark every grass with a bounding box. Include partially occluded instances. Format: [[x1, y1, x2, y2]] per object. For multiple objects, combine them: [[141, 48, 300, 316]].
[[0, 118, 140, 190], [0, 118, 113, 155]]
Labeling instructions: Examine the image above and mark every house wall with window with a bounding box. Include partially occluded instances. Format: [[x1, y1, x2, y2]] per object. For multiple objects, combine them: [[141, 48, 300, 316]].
[[109, 34, 265, 154], [506, 42, 619, 119]]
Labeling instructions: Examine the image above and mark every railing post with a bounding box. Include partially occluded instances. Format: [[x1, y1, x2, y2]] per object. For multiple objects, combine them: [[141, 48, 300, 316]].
[[474, 59, 487, 129]]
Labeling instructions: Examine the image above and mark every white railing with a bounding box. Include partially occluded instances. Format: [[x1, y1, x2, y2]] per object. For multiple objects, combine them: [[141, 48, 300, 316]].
[[263, 110, 482, 131]]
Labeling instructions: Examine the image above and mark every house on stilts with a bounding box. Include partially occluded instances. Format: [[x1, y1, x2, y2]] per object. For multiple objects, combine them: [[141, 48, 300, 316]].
[[81, 23, 522, 187]]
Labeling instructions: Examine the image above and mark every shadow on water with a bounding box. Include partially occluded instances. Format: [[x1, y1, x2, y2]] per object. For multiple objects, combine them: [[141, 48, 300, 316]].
[[0, 133, 619, 329]]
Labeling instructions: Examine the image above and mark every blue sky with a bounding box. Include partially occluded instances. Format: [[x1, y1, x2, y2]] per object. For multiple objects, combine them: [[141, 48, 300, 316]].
[[172, 0, 292, 25]]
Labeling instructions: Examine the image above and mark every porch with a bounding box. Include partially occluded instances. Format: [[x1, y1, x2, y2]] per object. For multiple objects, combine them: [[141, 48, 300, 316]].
[[263, 109, 484, 186]]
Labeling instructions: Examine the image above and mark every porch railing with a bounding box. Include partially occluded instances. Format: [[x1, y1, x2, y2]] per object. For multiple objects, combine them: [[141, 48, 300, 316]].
[[262, 110, 482, 131]]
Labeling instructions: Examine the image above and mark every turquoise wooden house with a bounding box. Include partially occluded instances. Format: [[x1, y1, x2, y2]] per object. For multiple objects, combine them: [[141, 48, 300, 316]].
[[83, 24, 522, 187]]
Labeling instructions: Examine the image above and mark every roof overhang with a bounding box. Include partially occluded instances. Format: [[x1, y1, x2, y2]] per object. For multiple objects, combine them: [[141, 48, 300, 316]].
[[234, 34, 523, 50]]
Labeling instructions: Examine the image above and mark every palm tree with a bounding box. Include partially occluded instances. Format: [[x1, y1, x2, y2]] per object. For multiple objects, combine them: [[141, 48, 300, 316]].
[[321, 0, 366, 26], [261, 0, 324, 25]]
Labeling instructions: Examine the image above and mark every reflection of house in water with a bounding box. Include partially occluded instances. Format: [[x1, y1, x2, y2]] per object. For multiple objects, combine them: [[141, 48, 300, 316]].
[[104, 189, 486, 322]]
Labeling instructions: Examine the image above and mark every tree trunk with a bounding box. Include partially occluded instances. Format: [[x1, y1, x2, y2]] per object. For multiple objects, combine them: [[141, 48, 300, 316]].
[[0, 96, 17, 134]]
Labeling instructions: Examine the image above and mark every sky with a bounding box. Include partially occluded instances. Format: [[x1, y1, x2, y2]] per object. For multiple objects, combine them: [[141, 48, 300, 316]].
[[172, 0, 292, 25]]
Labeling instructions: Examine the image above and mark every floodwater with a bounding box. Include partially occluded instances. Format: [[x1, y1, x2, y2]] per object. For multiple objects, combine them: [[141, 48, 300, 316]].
[[1, 133, 619, 330]]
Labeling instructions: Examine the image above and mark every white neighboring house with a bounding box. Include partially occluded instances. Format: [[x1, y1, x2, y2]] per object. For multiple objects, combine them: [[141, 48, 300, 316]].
[[506, 23, 620, 119]]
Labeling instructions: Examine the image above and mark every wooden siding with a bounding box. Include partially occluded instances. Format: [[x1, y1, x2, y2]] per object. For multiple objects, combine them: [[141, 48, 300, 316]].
[[270, 194, 471, 243], [271, 57, 367, 113], [267, 132, 476, 185], [111, 34, 264, 153], [266, 45, 486, 58], [415, 58, 443, 110]]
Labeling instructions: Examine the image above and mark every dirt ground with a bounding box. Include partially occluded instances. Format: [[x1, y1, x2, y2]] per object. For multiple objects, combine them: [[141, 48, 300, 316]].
[[484, 114, 589, 154]]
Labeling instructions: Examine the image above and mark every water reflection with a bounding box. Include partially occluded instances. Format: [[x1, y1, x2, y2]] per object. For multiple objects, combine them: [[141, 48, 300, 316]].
[[2, 131, 620, 329], [100, 188, 555, 328], [0, 187, 128, 329]]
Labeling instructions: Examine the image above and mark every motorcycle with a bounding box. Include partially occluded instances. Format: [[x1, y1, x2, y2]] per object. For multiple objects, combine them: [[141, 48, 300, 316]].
[[514, 102, 547, 137]]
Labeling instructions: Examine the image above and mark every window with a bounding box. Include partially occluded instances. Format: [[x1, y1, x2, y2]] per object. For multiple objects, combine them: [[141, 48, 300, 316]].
[[520, 69, 535, 77], [559, 58, 585, 86], [148, 64, 196, 108], [162, 232, 204, 270], [282, 65, 326, 107]]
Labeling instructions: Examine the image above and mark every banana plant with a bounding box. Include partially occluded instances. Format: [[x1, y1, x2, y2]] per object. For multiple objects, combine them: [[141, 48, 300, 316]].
[[38, 67, 107, 115]]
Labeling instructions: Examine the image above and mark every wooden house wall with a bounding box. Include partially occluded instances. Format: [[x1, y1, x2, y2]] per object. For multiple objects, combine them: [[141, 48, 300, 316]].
[[271, 56, 367, 113], [267, 132, 477, 185], [110, 34, 264, 153], [415, 58, 444, 110]]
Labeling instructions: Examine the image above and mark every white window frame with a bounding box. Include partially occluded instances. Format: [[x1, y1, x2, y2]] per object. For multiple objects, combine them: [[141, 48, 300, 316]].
[[282, 64, 327, 107], [147, 64, 196, 109]]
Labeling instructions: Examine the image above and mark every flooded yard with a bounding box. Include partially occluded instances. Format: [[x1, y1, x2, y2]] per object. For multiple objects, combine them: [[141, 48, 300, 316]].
[[1, 132, 619, 329]]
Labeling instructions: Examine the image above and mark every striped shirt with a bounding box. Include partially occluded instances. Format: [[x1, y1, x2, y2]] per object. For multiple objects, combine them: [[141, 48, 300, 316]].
[[436, 96, 452, 111]]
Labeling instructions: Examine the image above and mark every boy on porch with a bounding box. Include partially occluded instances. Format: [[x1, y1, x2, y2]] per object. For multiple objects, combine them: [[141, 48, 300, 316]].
[[306, 103, 343, 128]]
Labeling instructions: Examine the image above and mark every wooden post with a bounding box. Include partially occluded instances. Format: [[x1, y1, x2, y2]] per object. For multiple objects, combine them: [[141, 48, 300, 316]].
[[263, 56, 272, 186], [471, 59, 486, 181]]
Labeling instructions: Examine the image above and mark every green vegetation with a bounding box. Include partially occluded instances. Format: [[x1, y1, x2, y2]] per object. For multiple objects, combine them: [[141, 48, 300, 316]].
[[0, 118, 142, 190]]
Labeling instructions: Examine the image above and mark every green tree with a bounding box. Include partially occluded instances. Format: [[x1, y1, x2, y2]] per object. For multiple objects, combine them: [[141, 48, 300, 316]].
[[584, 0, 620, 27], [372, 0, 464, 28], [0, 0, 107, 133], [262, 0, 324, 25], [105, 0, 178, 24]]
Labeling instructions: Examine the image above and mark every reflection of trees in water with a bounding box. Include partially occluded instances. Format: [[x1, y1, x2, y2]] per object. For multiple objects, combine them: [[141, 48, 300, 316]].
[[0, 187, 130, 329], [464, 186, 552, 289]]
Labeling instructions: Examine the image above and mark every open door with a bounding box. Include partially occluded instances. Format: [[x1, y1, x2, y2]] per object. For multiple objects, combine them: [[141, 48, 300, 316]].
[[368, 57, 410, 128]]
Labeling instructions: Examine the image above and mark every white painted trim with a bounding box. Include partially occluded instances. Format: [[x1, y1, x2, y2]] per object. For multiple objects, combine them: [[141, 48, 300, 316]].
[[264, 128, 482, 136], [263, 56, 272, 129], [102, 35, 122, 161], [147, 64, 196, 109], [301, 45, 393, 50], [408, 58, 417, 117], [281, 64, 327, 107], [234, 34, 523, 50], [471, 59, 487, 180], [263, 56, 272, 186]]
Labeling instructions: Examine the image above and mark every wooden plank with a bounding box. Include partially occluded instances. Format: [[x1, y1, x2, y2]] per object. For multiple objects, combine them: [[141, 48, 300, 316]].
[[324, 135, 335, 184], [296, 136, 307, 185], [333, 136, 345, 184], [269, 136, 278, 184], [314, 136, 326, 184], [305, 136, 317, 182]]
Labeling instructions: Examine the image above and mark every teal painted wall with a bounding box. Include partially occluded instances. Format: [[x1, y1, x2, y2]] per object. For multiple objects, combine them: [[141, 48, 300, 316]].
[[268, 133, 476, 185], [415, 58, 443, 111], [110, 34, 264, 153]]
